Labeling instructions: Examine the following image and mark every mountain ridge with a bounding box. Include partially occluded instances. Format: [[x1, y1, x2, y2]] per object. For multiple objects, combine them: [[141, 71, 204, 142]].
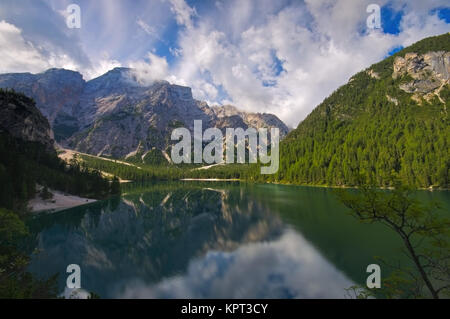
[[0, 67, 289, 161]]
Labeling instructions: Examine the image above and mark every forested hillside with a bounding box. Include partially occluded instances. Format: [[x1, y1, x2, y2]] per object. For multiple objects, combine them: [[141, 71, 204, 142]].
[[77, 153, 251, 182], [250, 33, 449, 188], [0, 89, 122, 298], [0, 89, 120, 211]]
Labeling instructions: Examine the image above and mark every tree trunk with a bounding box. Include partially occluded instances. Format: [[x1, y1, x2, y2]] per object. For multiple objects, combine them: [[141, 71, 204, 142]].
[[403, 236, 439, 299]]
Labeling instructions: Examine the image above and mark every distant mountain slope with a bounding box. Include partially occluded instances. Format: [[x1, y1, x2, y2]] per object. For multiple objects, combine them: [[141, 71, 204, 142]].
[[0, 68, 289, 161], [254, 33, 449, 188], [209, 105, 288, 134]]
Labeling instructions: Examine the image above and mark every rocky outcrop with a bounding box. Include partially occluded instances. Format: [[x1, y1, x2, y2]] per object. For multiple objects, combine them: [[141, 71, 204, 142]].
[[0, 90, 54, 151], [0, 68, 289, 160], [366, 69, 380, 79], [0, 69, 85, 140], [386, 94, 399, 106], [393, 51, 450, 104]]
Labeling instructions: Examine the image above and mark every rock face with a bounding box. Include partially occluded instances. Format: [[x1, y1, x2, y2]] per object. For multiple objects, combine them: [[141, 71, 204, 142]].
[[0, 90, 54, 152], [209, 105, 289, 136], [0, 69, 85, 141], [0, 68, 289, 159], [393, 51, 450, 104]]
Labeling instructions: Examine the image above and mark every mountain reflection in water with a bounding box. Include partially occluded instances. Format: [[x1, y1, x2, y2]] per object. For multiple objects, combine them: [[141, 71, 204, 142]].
[[26, 181, 437, 298]]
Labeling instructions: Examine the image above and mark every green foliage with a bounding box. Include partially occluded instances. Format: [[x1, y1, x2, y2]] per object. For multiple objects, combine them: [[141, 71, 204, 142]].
[[0, 88, 36, 107], [0, 133, 120, 211], [142, 149, 169, 166], [335, 178, 450, 299], [394, 33, 450, 56], [251, 33, 449, 188], [0, 208, 28, 245], [0, 90, 120, 298], [0, 90, 121, 211], [79, 154, 172, 181], [0, 208, 58, 298], [125, 148, 170, 166], [79, 153, 253, 182]]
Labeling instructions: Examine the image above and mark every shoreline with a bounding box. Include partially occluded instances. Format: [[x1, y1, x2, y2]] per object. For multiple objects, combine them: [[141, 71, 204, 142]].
[[181, 178, 448, 191], [252, 180, 450, 192], [27, 178, 447, 215], [28, 187, 97, 214], [180, 178, 241, 182]]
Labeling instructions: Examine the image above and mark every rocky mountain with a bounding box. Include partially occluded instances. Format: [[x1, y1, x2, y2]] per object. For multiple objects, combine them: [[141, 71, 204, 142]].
[[209, 104, 288, 133], [0, 69, 85, 142], [0, 68, 289, 160], [0, 89, 54, 152], [253, 33, 449, 188]]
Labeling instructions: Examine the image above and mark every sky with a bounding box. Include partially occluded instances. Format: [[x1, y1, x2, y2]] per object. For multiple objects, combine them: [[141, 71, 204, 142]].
[[0, 0, 449, 127]]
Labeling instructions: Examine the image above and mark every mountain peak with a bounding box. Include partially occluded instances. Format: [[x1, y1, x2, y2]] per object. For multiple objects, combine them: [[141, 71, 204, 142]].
[[91, 67, 133, 81], [42, 68, 82, 74], [38, 68, 85, 82], [0, 66, 289, 159], [110, 67, 132, 72]]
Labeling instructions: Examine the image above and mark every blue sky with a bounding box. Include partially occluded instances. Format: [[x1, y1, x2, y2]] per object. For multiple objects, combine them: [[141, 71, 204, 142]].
[[0, 0, 448, 126]]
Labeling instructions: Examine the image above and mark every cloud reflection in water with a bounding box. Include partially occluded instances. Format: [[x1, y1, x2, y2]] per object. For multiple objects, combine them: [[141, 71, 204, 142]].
[[115, 229, 354, 299]]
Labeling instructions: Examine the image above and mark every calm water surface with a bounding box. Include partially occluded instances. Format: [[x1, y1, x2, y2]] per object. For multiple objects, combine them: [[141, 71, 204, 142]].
[[25, 182, 450, 298]]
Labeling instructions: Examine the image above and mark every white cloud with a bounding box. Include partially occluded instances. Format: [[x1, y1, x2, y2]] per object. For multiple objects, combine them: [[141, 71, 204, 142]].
[[168, 0, 197, 29], [136, 18, 157, 37], [169, 47, 182, 57], [84, 58, 122, 80], [128, 52, 170, 85], [0, 0, 92, 69], [148, 0, 450, 127], [397, 11, 450, 47], [1, 0, 449, 126], [0, 20, 121, 80], [0, 20, 78, 74]]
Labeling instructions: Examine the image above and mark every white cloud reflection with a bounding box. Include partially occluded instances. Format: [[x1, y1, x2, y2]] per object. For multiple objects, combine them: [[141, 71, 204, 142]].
[[115, 229, 354, 299]]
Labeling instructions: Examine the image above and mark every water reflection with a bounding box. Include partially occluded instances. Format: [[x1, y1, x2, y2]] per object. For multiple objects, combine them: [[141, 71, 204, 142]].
[[116, 230, 353, 299], [26, 182, 354, 298]]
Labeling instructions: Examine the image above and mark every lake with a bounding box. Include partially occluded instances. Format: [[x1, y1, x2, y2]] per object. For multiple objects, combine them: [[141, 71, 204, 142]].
[[25, 182, 450, 298]]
